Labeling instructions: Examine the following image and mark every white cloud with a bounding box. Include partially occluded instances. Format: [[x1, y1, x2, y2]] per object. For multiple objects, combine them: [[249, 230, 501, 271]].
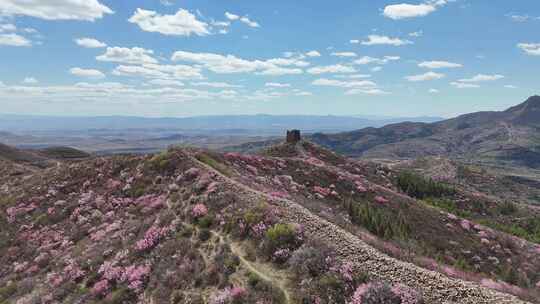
[[429, 88, 439, 93], [405, 71, 445, 82], [265, 82, 291, 88], [307, 64, 356, 75], [22, 77, 38, 84], [331, 52, 357, 57], [451, 82, 480, 89], [409, 31, 423, 37], [312, 78, 377, 88], [504, 85, 517, 89], [508, 14, 530, 22], [361, 35, 412, 46], [240, 16, 259, 28], [0, 23, 16, 32], [266, 58, 310, 67], [148, 79, 184, 86], [371, 67, 382, 72], [458, 74, 504, 82], [112, 63, 203, 80], [225, 12, 239, 21], [70, 67, 106, 79], [354, 56, 400, 65], [191, 82, 242, 88], [383, 3, 436, 20], [160, 0, 174, 6], [225, 12, 260, 28], [0, 33, 30, 46], [418, 60, 462, 69], [517, 43, 540, 56], [295, 91, 313, 96], [256, 67, 303, 76], [0, 82, 240, 103], [75, 37, 106, 48], [97, 47, 158, 65], [0, 0, 113, 21], [171, 50, 304, 75], [350, 39, 360, 44], [306, 50, 321, 57], [336, 74, 372, 79], [128, 8, 210, 36], [345, 88, 390, 95]]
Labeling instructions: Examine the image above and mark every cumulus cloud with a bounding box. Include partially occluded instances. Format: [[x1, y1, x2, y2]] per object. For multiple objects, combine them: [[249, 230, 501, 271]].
[[0, 0, 113, 21], [265, 82, 291, 88], [458, 74, 504, 82], [517, 43, 540, 56], [409, 31, 423, 37], [405, 71, 445, 82], [371, 66, 383, 72], [331, 52, 357, 57], [361, 35, 412, 46], [225, 12, 240, 21], [504, 85, 517, 89], [383, 1, 452, 20], [383, 3, 436, 20], [97, 47, 158, 65], [451, 82, 480, 89], [354, 56, 400, 65], [0, 23, 16, 32], [75, 37, 106, 48], [306, 50, 321, 57], [191, 82, 242, 88], [112, 63, 203, 80], [350, 39, 360, 44], [418, 60, 462, 69], [225, 12, 260, 28], [307, 64, 356, 75], [345, 88, 390, 95], [429, 88, 439, 93], [22, 77, 38, 84], [128, 8, 210, 36], [148, 79, 184, 86], [171, 50, 305, 75], [240, 16, 259, 28], [70, 67, 106, 79], [0, 33, 30, 46], [312, 78, 377, 88]]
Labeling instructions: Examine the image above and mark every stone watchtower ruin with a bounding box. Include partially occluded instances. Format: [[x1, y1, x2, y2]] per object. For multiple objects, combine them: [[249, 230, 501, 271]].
[[286, 130, 301, 143]]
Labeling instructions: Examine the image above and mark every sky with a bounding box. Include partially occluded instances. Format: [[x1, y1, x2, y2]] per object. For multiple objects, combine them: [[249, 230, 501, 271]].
[[0, 0, 539, 118]]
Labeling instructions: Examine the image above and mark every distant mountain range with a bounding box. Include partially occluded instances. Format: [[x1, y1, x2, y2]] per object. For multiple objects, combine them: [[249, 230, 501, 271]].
[[311, 96, 540, 168], [0, 113, 443, 134]]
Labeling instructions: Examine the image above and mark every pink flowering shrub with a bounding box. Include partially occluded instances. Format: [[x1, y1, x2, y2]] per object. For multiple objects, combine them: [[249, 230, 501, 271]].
[[192, 203, 209, 218], [92, 279, 110, 297], [349, 283, 401, 304], [210, 286, 247, 304], [135, 226, 169, 252], [374, 196, 389, 204], [349, 283, 423, 304], [391, 284, 423, 304]]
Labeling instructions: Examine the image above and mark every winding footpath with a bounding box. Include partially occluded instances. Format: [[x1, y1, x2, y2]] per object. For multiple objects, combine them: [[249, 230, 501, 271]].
[[191, 156, 530, 304]]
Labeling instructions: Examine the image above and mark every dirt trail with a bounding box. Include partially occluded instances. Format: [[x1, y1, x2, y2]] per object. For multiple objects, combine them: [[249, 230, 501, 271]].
[[191, 156, 530, 304], [228, 241, 292, 304]]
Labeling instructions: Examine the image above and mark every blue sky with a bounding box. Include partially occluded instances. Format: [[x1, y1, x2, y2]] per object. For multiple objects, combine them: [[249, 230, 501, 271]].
[[0, 0, 538, 118]]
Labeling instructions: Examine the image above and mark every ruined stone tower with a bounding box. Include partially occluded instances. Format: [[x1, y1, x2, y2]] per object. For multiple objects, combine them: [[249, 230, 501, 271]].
[[286, 130, 301, 143]]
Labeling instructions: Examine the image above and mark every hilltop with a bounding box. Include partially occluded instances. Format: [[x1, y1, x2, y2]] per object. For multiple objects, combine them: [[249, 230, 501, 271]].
[[1, 138, 539, 303]]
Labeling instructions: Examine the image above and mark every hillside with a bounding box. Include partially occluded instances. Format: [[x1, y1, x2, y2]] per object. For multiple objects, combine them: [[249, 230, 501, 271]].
[[310, 96, 540, 168], [1, 141, 539, 303]]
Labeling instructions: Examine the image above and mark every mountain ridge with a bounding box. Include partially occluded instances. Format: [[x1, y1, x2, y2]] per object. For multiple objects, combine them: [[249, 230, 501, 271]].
[[309, 96, 540, 168]]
